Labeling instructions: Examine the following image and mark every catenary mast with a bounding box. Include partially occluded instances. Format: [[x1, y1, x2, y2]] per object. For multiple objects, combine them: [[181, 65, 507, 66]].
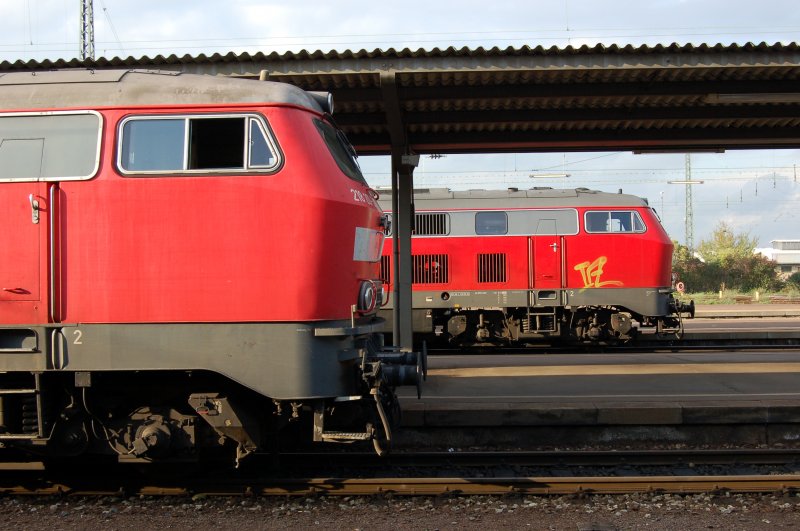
[[79, 0, 95, 60], [685, 153, 694, 251]]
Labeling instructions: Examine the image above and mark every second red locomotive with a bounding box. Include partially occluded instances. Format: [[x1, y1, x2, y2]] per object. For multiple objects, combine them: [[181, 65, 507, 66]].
[[378, 187, 692, 346]]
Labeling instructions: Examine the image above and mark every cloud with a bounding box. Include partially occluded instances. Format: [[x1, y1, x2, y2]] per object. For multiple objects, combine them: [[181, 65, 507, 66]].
[[2, 1, 798, 247], [4, 0, 800, 61]]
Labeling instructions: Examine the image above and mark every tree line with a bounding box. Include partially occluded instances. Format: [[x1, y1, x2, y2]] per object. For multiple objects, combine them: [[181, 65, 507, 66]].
[[672, 221, 800, 293]]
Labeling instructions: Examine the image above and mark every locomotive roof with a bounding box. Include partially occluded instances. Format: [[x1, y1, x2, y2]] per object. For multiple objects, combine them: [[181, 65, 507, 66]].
[[377, 187, 650, 209], [0, 69, 327, 112]]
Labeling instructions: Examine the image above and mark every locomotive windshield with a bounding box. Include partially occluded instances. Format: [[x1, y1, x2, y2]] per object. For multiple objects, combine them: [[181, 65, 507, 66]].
[[314, 119, 367, 185]]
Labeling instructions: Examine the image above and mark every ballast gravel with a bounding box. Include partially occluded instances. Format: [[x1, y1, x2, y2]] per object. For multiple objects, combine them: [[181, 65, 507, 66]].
[[2, 492, 800, 530]]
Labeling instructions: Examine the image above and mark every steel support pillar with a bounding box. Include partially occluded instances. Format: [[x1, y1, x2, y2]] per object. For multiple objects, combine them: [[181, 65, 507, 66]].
[[390, 152, 416, 348], [381, 70, 417, 349]]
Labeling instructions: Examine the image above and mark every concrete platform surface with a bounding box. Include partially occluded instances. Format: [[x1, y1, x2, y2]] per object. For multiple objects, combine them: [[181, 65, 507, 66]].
[[396, 349, 800, 448], [693, 303, 800, 318]]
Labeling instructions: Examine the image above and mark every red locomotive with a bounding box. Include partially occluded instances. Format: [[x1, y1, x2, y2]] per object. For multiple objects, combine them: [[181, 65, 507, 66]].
[[378, 187, 693, 346], [0, 69, 422, 464]]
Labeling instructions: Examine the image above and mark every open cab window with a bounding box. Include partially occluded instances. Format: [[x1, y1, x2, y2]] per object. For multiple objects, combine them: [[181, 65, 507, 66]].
[[118, 114, 280, 175]]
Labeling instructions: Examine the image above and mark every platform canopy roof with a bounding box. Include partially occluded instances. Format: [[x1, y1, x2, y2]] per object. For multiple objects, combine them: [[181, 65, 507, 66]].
[[2, 42, 800, 155]]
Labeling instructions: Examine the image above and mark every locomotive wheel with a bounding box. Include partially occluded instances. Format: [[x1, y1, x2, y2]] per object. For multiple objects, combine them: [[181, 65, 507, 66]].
[[49, 418, 90, 457]]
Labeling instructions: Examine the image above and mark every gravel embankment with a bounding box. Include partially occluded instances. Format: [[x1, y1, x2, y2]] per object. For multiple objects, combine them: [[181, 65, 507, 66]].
[[2, 493, 800, 530]]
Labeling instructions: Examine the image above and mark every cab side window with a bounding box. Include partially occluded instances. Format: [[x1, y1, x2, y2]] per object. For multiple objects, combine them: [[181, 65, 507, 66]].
[[119, 115, 279, 174], [121, 119, 184, 171], [585, 210, 646, 233], [0, 112, 101, 181]]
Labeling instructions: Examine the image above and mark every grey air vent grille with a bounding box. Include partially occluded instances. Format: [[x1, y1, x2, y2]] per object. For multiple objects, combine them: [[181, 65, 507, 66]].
[[414, 213, 449, 235]]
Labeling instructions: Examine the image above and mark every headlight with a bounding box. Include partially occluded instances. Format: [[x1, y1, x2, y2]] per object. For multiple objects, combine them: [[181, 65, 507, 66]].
[[358, 280, 381, 314]]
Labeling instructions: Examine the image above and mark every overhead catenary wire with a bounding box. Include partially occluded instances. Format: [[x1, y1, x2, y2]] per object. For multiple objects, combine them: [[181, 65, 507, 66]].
[[98, 0, 125, 57], [25, 0, 33, 45], [4, 25, 800, 48], [2, 19, 800, 58]]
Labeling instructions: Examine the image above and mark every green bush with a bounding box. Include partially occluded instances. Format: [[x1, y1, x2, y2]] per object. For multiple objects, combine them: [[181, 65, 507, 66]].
[[671, 222, 785, 294]]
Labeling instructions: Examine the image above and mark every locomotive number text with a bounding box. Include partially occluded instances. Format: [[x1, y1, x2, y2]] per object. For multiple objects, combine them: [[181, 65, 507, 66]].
[[350, 188, 370, 204], [350, 188, 379, 208]]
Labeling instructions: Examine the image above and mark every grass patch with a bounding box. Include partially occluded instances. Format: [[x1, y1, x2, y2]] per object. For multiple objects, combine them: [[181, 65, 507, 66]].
[[676, 289, 800, 305]]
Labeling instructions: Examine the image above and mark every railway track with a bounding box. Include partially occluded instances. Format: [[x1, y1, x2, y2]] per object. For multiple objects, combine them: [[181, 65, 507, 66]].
[[3, 474, 800, 497], [279, 448, 800, 468], [2, 449, 799, 497], [427, 339, 800, 355]]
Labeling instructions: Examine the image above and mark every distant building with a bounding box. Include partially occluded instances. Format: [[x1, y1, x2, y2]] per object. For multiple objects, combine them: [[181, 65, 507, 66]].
[[755, 240, 800, 279]]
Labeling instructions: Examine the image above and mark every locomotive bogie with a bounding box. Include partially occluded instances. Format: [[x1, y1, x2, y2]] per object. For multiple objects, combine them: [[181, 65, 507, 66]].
[[0, 322, 413, 463]]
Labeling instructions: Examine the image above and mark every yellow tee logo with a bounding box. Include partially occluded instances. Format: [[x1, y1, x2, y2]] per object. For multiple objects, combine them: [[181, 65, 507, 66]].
[[573, 256, 624, 288]]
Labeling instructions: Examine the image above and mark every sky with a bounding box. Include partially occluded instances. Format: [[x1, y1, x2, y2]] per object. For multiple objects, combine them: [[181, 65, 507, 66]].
[[1, 0, 799, 248]]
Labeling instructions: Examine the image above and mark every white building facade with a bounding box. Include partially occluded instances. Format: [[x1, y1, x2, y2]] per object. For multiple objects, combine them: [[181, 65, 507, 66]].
[[755, 240, 800, 279]]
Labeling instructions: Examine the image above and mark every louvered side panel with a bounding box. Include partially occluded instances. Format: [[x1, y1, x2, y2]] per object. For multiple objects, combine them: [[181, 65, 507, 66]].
[[478, 253, 507, 283], [380, 255, 392, 285], [414, 213, 449, 236], [412, 254, 449, 284]]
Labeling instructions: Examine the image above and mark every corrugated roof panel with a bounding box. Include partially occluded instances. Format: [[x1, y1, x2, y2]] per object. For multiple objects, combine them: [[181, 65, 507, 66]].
[[3, 43, 799, 153]]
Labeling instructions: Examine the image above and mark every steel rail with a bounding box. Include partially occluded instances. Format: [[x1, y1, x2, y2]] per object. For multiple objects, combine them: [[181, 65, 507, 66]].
[[2, 449, 799, 497], [428, 341, 800, 355], [244, 475, 800, 496], [4, 475, 800, 497], [262, 448, 800, 471], [3, 447, 798, 473]]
